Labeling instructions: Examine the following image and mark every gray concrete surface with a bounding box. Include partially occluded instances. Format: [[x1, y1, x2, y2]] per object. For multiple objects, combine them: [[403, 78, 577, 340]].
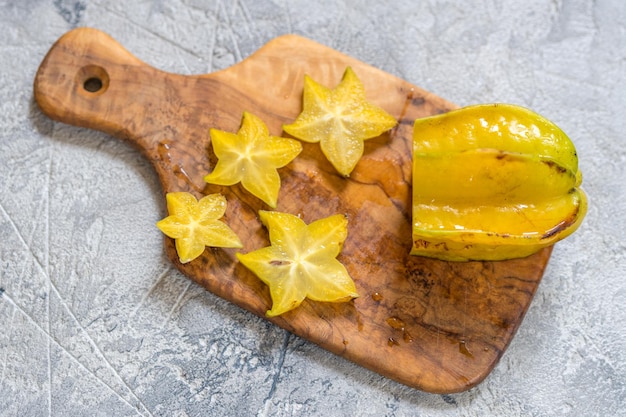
[[1, 0, 624, 416]]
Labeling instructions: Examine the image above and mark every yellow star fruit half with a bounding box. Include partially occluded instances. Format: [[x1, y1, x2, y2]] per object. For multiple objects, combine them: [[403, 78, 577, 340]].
[[283, 67, 397, 176], [411, 104, 587, 261], [237, 211, 359, 317], [156, 192, 242, 264], [204, 111, 302, 208]]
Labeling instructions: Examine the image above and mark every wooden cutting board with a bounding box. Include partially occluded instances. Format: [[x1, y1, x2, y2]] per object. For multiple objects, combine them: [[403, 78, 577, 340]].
[[33, 27, 551, 394]]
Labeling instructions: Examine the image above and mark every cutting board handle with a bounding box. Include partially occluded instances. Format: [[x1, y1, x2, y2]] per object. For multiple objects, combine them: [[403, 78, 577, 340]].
[[34, 28, 172, 149]]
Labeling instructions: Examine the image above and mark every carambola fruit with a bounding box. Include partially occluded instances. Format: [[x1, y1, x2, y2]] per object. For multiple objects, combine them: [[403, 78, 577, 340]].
[[411, 103, 587, 261]]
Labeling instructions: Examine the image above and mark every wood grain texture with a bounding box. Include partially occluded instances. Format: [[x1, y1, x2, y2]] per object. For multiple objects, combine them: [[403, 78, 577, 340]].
[[33, 27, 551, 393]]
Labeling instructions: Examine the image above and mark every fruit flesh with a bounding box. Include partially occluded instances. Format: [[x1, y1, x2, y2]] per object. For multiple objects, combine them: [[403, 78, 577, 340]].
[[237, 211, 358, 317], [204, 111, 302, 208], [283, 67, 396, 176], [156, 192, 243, 263]]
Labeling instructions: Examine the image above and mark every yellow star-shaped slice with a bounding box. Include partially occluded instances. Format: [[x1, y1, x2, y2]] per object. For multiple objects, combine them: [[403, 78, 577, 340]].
[[204, 112, 302, 208], [283, 67, 397, 176], [237, 211, 359, 317], [156, 192, 242, 264]]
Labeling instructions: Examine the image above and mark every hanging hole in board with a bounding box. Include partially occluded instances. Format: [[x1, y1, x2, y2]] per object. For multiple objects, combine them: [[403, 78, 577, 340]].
[[83, 77, 103, 92], [76, 65, 110, 96]]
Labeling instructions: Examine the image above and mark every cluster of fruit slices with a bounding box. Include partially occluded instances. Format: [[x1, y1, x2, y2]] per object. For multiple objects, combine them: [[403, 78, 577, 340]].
[[157, 67, 396, 316]]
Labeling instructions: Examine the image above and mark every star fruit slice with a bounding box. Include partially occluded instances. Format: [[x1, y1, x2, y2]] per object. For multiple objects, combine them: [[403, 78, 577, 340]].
[[283, 66, 397, 176], [156, 192, 242, 264], [204, 111, 302, 208], [237, 211, 359, 317]]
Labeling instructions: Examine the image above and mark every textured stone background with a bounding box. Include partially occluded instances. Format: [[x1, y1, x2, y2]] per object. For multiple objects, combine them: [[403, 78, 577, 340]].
[[1, 0, 624, 416]]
